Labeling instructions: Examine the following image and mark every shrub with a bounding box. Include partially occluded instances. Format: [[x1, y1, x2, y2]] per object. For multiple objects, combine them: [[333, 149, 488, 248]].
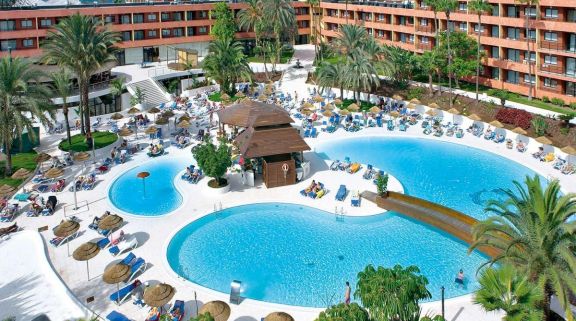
[[560, 127, 570, 135], [569, 102, 576, 110], [316, 303, 369, 321], [488, 89, 511, 106], [192, 140, 232, 187], [376, 173, 389, 197], [407, 87, 425, 100], [495, 108, 533, 129], [531, 116, 548, 136], [542, 96, 550, 103], [551, 98, 565, 106]]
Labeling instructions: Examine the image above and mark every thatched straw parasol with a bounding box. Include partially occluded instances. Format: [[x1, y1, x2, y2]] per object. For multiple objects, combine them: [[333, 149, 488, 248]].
[[162, 110, 175, 118], [178, 120, 191, 128], [561, 146, 576, 155], [302, 102, 314, 109], [179, 114, 191, 122], [324, 104, 335, 110], [390, 111, 400, 118], [110, 113, 124, 120], [73, 242, 100, 280], [512, 127, 528, 135], [235, 91, 245, 98], [44, 168, 65, 179], [428, 102, 440, 109], [104, 262, 132, 300], [118, 127, 134, 137], [0, 184, 16, 197], [54, 219, 80, 256], [322, 110, 334, 117], [535, 136, 553, 145], [347, 103, 360, 111], [333, 98, 342, 106], [155, 117, 169, 126], [145, 126, 159, 135], [11, 168, 31, 180], [489, 120, 504, 128], [148, 107, 161, 114], [392, 94, 403, 100], [264, 312, 294, 321], [410, 98, 421, 104], [258, 95, 268, 102], [369, 106, 381, 113], [144, 283, 176, 308], [73, 152, 91, 162], [199, 301, 231, 321], [467, 113, 481, 121], [313, 95, 324, 103], [425, 109, 437, 116], [301, 109, 313, 116], [127, 107, 141, 114], [98, 214, 123, 231], [339, 109, 350, 115], [407, 103, 417, 109], [447, 108, 460, 115], [221, 93, 231, 101], [35, 153, 51, 164]]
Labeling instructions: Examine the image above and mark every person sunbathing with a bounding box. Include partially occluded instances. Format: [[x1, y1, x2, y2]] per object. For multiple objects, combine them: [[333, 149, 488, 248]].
[[532, 147, 544, 158], [305, 180, 317, 193], [170, 307, 182, 321], [506, 139, 513, 149], [516, 141, 526, 152]]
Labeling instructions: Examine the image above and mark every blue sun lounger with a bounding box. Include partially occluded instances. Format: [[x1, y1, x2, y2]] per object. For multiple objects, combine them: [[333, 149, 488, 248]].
[[121, 252, 136, 266], [126, 257, 147, 283], [109, 279, 141, 305], [335, 185, 347, 201], [106, 311, 131, 321]]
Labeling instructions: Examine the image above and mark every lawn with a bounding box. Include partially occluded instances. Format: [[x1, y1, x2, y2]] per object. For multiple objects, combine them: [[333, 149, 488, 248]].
[[59, 131, 118, 152], [506, 95, 576, 117], [247, 49, 294, 64], [208, 92, 242, 102], [0, 151, 38, 187], [342, 99, 374, 111]]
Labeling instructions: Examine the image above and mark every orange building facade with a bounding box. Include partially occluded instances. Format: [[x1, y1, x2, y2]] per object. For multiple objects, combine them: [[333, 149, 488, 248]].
[[319, 0, 576, 103]]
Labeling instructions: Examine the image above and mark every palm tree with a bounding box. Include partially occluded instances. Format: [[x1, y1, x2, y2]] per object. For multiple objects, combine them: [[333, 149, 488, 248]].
[[424, 0, 441, 40], [469, 175, 576, 321], [437, 0, 457, 108], [0, 57, 54, 175], [306, 0, 320, 61], [469, 0, 492, 102], [334, 24, 368, 59], [262, 0, 296, 71], [42, 13, 120, 137], [49, 69, 73, 145], [203, 38, 253, 95], [346, 53, 380, 105], [417, 51, 441, 96], [474, 265, 543, 321], [316, 62, 348, 100], [517, 0, 539, 100], [237, 0, 264, 50]]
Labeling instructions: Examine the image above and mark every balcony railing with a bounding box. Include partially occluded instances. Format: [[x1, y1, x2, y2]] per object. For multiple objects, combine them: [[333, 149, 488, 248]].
[[539, 84, 562, 93], [540, 64, 563, 74], [416, 43, 433, 50], [416, 25, 434, 33]]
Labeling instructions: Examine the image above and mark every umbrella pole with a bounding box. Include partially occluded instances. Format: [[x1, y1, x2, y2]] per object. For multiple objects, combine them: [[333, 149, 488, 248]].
[[67, 241, 70, 257], [73, 176, 78, 210], [86, 260, 90, 281]]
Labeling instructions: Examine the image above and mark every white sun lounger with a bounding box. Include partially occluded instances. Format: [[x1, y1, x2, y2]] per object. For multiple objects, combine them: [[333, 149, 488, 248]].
[[109, 235, 138, 256]]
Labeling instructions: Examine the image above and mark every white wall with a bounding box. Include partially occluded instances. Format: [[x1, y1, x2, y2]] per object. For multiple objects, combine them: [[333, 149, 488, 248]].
[[125, 47, 144, 65]]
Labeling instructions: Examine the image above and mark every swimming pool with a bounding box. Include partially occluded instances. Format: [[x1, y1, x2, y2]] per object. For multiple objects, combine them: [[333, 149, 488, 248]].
[[316, 137, 541, 220], [108, 157, 189, 216], [167, 203, 488, 307]]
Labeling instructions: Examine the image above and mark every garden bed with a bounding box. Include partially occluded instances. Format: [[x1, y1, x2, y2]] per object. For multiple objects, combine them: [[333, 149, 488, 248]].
[[59, 131, 118, 152]]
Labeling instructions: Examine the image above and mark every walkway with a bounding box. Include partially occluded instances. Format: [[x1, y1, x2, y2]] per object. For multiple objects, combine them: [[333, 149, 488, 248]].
[[279, 44, 316, 98]]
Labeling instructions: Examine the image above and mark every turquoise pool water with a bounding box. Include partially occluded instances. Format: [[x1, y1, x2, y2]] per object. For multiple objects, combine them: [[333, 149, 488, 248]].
[[108, 157, 188, 216], [168, 203, 488, 307], [316, 137, 541, 220]]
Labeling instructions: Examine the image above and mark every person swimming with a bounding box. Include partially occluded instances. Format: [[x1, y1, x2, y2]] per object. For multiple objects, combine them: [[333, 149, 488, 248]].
[[455, 269, 465, 287], [345, 281, 351, 305]]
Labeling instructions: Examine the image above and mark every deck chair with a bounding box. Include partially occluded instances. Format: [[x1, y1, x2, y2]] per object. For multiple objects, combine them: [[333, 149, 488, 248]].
[[109, 235, 138, 256], [109, 280, 141, 305]]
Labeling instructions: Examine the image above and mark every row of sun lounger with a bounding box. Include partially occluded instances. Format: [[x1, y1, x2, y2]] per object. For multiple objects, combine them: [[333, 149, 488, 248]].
[[329, 157, 362, 174]]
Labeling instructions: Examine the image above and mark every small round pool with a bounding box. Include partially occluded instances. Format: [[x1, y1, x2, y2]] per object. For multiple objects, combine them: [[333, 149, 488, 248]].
[[108, 157, 189, 216], [167, 203, 488, 307]]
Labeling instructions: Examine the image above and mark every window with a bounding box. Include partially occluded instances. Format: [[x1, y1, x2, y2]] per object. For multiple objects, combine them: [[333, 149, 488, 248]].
[[491, 5, 499, 16], [524, 7, 536, 17], [567, 82, 576, 96], [121, 31, 131, 41], [526, 29, 536, 40], [507, 49, 520, 62], [569, 9, 576, 22], [545, 8, 558, 18], [507, 6, 519, 18], [0, 40, 17, 51], [507, 27, 520, 40], [409, 34, 414, 43], [474, 24, 484, 33], [367, 28, 372, 35], [22, 39, 33, 47], [187, 27, 194, 36], [544, 32, 557, 41], [421, 18, 428, 26], [378, 14, 385, 21], [40, 19, 52, 27], [399, 16, 406, 25], [104, 15, 114, 24], [491, 68, 500, 80], [524, 51, 536, 62], [0, 20, 15, 31], [134, 30, 144, 40], [20, 20, 32, 28], [544, 78, 557, 88], [400, 33, 407, 43], [459, 2, 467, 11], [120, 15, 130, 24], [459, 22, 467, 31], [544, 55, 557, 65], [187, 11, 194, 20], [491, 26, 499, 37], [199, 11, 207, 18], [506, 70, 519, 84], [523, 74, 535, 84], [162, 29, 170, 37], [378, 30, 384, 37], [161, 13, 170, 21], [147, 14, 157, 21], [148, 30, 157, 38], [567, 58, 576, 77], [173, 28, 184, 37], [198, 26, 207, 34], [173, 13, 182, 21], [491, 46, 499, 59], [569, 34, 576, 52], [133, 14, 143, 23], [422, 36, 429, 44]]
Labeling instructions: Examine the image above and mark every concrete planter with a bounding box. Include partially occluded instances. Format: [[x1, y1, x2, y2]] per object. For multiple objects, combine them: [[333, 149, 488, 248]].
[[202, 178, 230, 196]]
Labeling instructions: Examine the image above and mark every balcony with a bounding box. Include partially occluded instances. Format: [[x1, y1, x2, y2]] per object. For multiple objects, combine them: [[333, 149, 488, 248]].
[[539, 84, 562, 94], [416, 25, 434, 33], [416, 43, 433, 51], [540, 40, 566, 52], [539, 64, 563, 74]]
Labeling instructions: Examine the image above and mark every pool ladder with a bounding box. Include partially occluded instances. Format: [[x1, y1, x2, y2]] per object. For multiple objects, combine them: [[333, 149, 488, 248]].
[[335, 206, 345, 221], [214, 202, 223, 212]]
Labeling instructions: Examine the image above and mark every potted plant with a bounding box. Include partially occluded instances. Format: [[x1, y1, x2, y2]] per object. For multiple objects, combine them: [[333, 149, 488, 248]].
[[192, 140, 232, 192], [375, 173, 389, 197]]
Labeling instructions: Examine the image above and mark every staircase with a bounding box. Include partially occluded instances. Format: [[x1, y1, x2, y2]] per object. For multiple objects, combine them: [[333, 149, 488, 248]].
[[126, 78, 170, 108]]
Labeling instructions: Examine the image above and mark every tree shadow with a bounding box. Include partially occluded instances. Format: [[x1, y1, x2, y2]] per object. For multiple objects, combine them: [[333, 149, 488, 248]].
[[0, 275, 50, 321]]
